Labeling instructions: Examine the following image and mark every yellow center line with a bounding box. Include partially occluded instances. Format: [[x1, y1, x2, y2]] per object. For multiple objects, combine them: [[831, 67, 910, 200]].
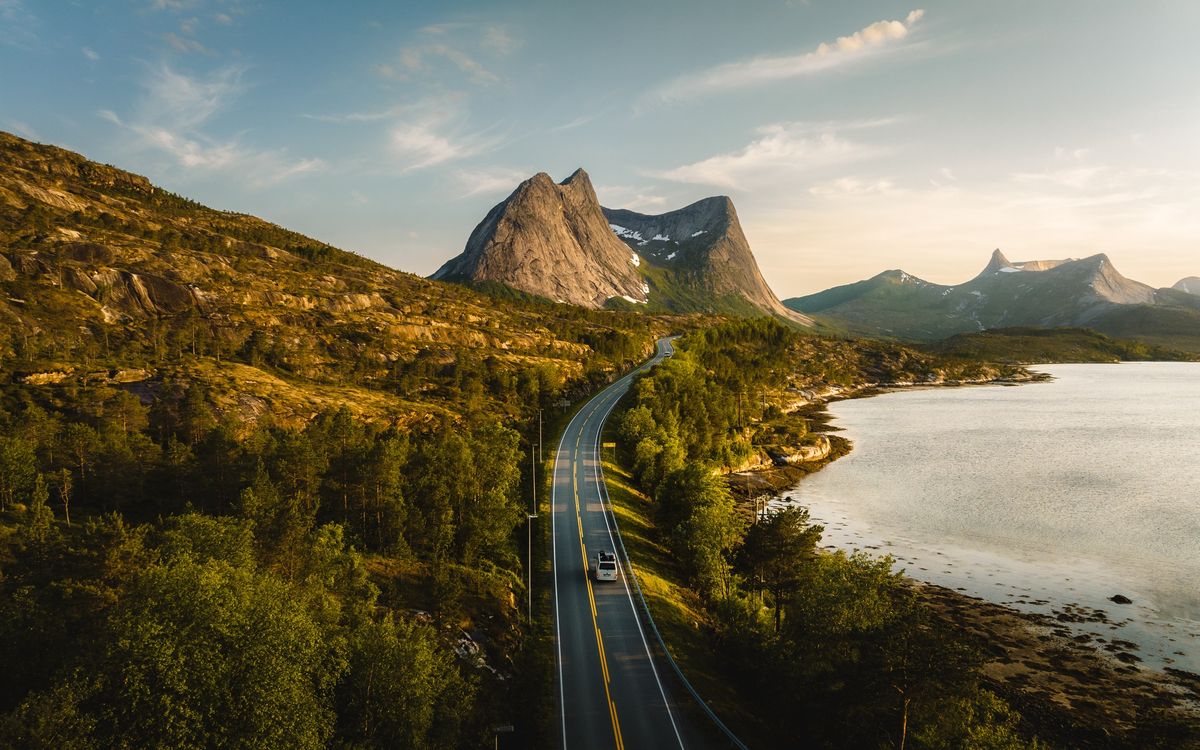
[[573, 404, 623, 749]]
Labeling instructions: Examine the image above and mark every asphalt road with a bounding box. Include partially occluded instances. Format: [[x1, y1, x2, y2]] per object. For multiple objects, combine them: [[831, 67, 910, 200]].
[[552, 336, 698, 750]]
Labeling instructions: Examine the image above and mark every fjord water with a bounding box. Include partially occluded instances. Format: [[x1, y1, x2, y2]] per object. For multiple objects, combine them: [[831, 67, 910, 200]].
[[781, 362, 1200, 672]]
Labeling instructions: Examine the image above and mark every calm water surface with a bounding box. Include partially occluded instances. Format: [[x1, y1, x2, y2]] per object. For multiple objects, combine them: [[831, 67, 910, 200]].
[[779, 362, 1200, 672]]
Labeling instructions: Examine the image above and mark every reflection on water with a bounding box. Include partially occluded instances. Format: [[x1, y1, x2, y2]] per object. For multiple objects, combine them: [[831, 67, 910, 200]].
[[779, 362, 1200, 672]]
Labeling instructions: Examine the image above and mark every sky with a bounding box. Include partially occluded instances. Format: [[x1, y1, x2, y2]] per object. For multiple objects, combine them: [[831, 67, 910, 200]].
[[2, 0, 1199, 297]]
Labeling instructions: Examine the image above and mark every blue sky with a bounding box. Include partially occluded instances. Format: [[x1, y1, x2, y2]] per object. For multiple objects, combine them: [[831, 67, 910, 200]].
[[2, 0, 1198, 295]]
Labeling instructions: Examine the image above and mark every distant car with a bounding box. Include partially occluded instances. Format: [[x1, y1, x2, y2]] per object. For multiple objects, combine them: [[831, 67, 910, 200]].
[[594, 551, 618, 582]]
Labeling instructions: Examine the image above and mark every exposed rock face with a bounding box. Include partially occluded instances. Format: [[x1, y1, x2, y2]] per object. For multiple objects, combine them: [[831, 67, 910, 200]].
[[436, 169, 808, 321], [1174, 277, 1200, 296], [603, 198, 810, 323], [433, 169, 647, 307], [0, 131, 153, 196]]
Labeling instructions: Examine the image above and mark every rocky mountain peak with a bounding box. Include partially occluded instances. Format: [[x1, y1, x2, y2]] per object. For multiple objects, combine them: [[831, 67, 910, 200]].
[[432, 169, 646, 308], [602, 196, 810, 323], [982, 249, 1012, 273], [434, 167, 808, 321]]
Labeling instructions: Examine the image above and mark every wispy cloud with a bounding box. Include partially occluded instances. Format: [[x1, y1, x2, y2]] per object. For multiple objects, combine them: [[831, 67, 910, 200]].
[[550, 113, 601, 132], [388, 98, 505, 171], [82, 46, 100, 61], [377, 42, 499, 85], [657, 120, 889, 190], [650, 10, 925, 102], [4, 119, 40, 141], [149, 0, 200, 11], [481, 24, 522, 56], [376, 21, 518, 87], [454, 166, 529, 197], [101, 64, 323, 186], [162, 31, 210, 54], [597, 184, 670, 212], [303, 105, 407, 124], [0, 0, 38, 48]]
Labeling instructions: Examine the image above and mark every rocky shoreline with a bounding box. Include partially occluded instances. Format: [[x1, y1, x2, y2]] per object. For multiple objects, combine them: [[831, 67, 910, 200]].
[[729, 375, 1200, 748]]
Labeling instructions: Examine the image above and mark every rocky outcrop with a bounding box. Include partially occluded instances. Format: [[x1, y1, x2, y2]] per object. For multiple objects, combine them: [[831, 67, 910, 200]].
[[1174, 277, 1200, 296], [433, 169, 647, 308], [56, 265, 195, 316], [603, 198, 810, 323], [0, 131, 153, 197]]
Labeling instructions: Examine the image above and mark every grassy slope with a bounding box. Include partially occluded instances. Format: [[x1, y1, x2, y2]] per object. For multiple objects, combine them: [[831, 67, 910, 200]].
[[599, 422, 770, 747]]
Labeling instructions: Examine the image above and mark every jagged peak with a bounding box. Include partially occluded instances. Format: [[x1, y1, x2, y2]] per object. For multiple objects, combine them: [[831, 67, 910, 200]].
[[982, 249, 1012, 273], [560, 167, 590, 186]]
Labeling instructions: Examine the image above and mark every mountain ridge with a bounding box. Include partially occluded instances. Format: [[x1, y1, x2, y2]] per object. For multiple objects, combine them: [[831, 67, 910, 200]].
[[1174, 276, 1200, 295], [786, 249, 1200, 351], [434, 170, 809, 323]]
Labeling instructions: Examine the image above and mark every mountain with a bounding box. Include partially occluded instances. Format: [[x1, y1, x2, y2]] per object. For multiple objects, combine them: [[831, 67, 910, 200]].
[[603, 197, 807, 322], [435, 170, 809, 323], [1175, 277, 1200, 295], [432, 169, 648, 308], [786, 249, 1200, 351], [0, 131, 663, 426]]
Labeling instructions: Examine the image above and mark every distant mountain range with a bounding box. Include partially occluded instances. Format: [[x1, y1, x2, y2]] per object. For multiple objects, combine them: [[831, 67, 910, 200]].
[[433, 169, 809, 323], [786, 250, 1200, 352]]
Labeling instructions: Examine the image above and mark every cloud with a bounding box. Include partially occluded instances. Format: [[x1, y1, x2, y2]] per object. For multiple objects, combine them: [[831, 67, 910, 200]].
[[149, 0, 200, 10], [214, 12, 232, 25], [377, 22, 509, 86], [651, 9, 925, 102], [550, 113, 600, 132], [0, 0, 38, 48], [163, 31, 210, 54], [595, 184, 670, 212], [3, 119, 40, 141], [389, 100, 504, 171], [82, 46, 99, 61], [481, 24, 522, 56], [454, 166, 530, 197], [101, 64, 323, 186], [303, 105, 407, 124], [381, 43, 499, 85], [808, 177, 897, 196], [657, 120, 888, 190]]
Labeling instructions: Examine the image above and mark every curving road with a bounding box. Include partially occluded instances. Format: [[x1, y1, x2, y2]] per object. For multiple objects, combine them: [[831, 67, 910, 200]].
[[552, 336, 694, 750]]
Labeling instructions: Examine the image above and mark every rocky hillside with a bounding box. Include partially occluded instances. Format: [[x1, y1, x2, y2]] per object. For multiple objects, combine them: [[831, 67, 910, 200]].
[[786, 249, 1200, 352], [1175, 277, 1200, 295], [432, 169, 647, 307], [0, 131, 664, 426], [603, 198, 809, 323], [434, 169, 808, 322]]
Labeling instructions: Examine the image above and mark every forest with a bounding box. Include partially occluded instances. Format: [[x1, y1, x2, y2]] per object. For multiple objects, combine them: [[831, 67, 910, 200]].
[[616, 319, 1044, 749]]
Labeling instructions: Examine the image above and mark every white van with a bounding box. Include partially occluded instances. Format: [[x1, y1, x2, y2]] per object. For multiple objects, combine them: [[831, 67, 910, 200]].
[[594, 551, 618, 582]]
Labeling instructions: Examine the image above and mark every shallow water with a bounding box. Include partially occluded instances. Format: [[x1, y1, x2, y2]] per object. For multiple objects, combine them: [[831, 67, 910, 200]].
[[777, 362, 1200, 672]]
